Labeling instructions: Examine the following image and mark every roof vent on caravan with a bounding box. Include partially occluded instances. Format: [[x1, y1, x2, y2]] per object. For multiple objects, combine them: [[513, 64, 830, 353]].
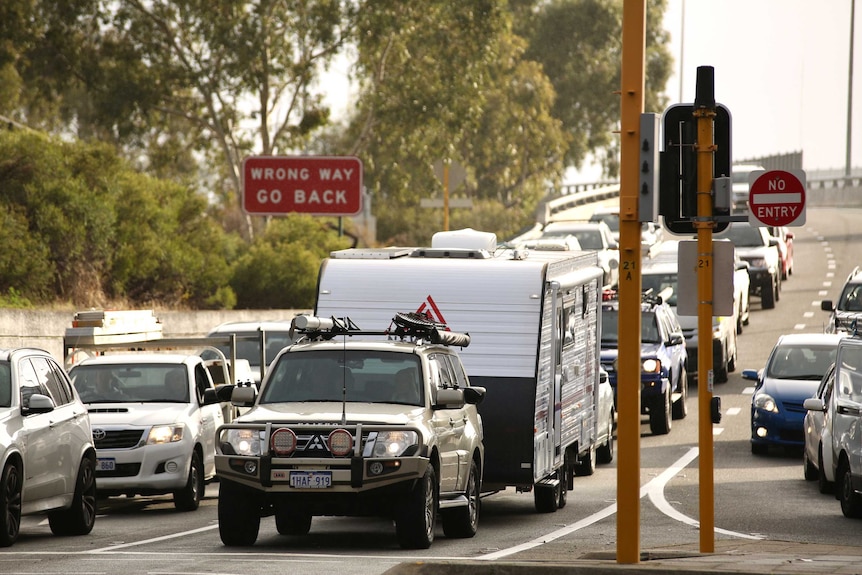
[[410, 228, 497, 259]]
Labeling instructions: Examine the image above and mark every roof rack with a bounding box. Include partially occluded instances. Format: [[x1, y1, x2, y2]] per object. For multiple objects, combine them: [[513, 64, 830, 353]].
[[289, 312, 470, 348]]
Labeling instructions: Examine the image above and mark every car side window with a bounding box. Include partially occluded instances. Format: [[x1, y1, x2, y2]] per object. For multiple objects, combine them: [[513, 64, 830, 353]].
[[32, 356, 73, 406], [18, 358, 50, 409], [444, 354, 469, 389], [428, 354, 455, 390], [194, 364, 212, 404]]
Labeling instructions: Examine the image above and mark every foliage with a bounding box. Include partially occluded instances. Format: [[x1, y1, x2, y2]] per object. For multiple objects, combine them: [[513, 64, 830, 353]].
[[230, 216, 352, 309], [520, 0, 672, 177]]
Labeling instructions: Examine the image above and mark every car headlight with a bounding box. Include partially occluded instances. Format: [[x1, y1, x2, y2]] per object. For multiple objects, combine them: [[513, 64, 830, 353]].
[[749, 258, 767, 268], [753, 393, 778, 413], [642, 358, 661, 374], [364, 430, 419, 458], [220, 428, 264, 456], [147, 424, 184, 445]]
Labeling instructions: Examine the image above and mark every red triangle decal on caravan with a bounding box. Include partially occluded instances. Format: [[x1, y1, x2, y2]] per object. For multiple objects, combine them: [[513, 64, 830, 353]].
[[416, 296, 448, 328]]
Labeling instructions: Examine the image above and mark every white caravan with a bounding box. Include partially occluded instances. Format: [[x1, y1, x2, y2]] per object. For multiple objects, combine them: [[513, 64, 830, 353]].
[[314, 229, 612, 512]]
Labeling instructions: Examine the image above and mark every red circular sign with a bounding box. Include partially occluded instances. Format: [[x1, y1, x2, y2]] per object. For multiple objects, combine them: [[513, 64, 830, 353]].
[[749, 170, 805, 227]]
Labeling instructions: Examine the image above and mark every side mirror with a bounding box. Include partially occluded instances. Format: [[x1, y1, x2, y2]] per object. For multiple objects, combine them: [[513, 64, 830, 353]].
[[215, 384, 236, 402], [25, 393, 55, 414], [231, 385, 257, 407], [822, 300, 835, 312], [202, 388, 221, 406], [742, 369, 759, 381], [803, 397, 826, 412], [667, 334, 684, 346], [435, 388, 466, 409]]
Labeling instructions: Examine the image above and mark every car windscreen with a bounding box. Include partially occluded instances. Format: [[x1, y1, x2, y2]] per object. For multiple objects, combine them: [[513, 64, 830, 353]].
[[201, 331, 294, 367], [766, 345, 839, 380], [70, 364, 189, 403], [601, 310, 661, 345], [260, 350, 423, 405], [543, 229, 602, 250], [725, 225, 764, 247]]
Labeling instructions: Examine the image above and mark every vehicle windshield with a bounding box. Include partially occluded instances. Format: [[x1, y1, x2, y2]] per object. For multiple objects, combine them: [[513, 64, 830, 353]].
[[260, 350, 423, 406], [724, 225, 765, 247], [838, 284, 862, 312], [201, 331, 293, 368], [642, 273, 677, 306], [601, 310, 661, 345], [543, 229, 603, 250], [766, 345, 839, 380], [70, 364, 189, 403]]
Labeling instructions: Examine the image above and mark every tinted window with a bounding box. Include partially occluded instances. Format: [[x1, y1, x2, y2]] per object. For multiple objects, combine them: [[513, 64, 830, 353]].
[[32, 356, 73, 406], [0, 362, 11, 407], [767, 345, 840, 380], [601, 310, 660, 344], [70, 364, 191, 403], [18, 358, 48, 408], [725, 225, 765, 247]]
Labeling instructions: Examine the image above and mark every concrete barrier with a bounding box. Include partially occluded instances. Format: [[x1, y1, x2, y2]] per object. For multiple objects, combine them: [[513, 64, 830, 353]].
[[0, 308, 310, 364]]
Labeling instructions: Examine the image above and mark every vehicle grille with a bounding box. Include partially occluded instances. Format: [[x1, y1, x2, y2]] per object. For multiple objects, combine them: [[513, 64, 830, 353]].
[[94, 429, 146, 449]]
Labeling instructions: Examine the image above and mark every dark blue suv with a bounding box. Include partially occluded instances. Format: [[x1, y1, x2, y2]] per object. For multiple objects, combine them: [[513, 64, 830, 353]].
[[600, 290, 689, 435]]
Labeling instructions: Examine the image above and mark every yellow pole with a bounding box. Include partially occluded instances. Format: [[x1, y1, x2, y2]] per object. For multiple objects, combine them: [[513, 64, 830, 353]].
[[616, 0, 646, 564], [693, 66, 716, 554]]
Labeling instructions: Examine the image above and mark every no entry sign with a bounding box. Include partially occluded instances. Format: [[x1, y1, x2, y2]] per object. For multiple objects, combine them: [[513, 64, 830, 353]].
[[242, 156, 363, 216], [748, 169, 806, 227]]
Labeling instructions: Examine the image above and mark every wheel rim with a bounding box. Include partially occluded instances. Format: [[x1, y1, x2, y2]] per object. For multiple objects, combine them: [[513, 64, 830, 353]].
[[81, 460, 97, 527], [3, 466, 21, 542], [423, 473, 435, 540], [467, 467, 478, 528]]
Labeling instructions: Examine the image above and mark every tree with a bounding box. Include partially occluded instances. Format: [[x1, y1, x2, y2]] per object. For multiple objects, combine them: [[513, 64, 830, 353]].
[[521, 0, 673, 177]]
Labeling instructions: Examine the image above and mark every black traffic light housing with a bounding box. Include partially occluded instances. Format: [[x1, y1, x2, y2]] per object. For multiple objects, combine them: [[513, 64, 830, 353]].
[[659, 103, 732, 235]]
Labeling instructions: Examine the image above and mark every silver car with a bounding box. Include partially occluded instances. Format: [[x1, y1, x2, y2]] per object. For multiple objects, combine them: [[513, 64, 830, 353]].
[[0, 348, 97, 546]]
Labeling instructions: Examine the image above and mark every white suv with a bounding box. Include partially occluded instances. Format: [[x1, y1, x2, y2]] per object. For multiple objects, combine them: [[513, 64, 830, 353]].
[[803, 335, 862, 516], [0, 348, 96, 546], [68, 353, 227, 511]]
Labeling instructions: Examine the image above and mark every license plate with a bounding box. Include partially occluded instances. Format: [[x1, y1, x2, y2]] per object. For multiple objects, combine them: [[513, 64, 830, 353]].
[[97, 458, 116, 471], [289, 471, 332, 488]]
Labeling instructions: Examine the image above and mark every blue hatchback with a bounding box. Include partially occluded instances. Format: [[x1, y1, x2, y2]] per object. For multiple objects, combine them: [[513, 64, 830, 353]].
[[745, 333, 845, 454]]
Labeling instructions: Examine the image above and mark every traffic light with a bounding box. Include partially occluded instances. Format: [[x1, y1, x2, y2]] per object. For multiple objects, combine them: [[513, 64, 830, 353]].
[[658, 104, 732, 235]]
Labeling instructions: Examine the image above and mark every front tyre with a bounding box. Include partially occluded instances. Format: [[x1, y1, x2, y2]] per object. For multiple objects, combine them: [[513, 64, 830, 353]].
[[838, 462, 862, 518], [174, 451, 204, 511], [441, 460, 479, 539], [649, 388, 672, 435], [49, 455, 97, 536], [218, 479, 262, 546], [275, 508, 312, 536], [396, 465, 437, 549], [0, 463, 22, 547]]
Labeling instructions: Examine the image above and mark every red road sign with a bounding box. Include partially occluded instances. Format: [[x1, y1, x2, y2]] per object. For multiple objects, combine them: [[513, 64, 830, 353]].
[[242, 156, 363, 216], [748, 169, 806, 227]]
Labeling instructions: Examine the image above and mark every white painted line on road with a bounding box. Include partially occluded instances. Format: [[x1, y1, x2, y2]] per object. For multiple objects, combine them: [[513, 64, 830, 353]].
[[804, 311, 814, 318], [726, 407, 741, 416], [86, 524, 218, 552], [823, 281, 832, 287], [478, 446, 765, 561], [818, 291, 828, 296], [794, 324, 806, 330], [713, 428, 723, 436], [742, 386, 755, 395], [827, 272, 834, 278], [812, 300, 822, 306]]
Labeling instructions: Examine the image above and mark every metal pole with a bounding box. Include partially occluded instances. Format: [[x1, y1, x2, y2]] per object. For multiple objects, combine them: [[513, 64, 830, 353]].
[[693, 65, 716, 554], [616, 0, 646, 564]]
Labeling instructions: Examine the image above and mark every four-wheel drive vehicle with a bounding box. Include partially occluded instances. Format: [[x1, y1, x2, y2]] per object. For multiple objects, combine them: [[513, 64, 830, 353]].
[[215, 313, 486, 549], [731, 163, 766, 211], [802, 335, 862, 517], [821, 266, 862, 334], [600, 290, 688, 435], [0, 348, 97, 546], [721, 222, 781, 309], [68, 353, 228, 511]]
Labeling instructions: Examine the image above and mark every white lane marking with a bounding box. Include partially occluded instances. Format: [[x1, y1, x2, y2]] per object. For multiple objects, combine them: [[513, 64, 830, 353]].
[[818, 291, 828, 296], [478, 446, 764, 561], [812, 300, 822, 306], [804, 312, 814, 318], [726, 407, 741, 416], [88, 524, 218, 552], [646, 448, 764, 541], [827, 272, 835, 278], [794, 324, 806, 330], [713, 428, 724, 436], [742, 386, 756, 395], [823, 281, 832, 287]]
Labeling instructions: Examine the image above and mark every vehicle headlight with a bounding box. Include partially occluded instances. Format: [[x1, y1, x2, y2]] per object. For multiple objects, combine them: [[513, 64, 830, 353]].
[[147, 424, 184, 445], [754, 393, 778, 413], [220, 428, 264, 456], [642, 358, 661, 374], [749, 258, 767, 268], [365, 430, 419, 458]]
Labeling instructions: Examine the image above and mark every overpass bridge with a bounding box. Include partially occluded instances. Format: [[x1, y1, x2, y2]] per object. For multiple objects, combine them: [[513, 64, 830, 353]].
[[544, 167, 862, 224]]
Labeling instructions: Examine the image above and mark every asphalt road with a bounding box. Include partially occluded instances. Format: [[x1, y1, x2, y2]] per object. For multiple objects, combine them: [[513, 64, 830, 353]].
[[4, 206, 861, 575]]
